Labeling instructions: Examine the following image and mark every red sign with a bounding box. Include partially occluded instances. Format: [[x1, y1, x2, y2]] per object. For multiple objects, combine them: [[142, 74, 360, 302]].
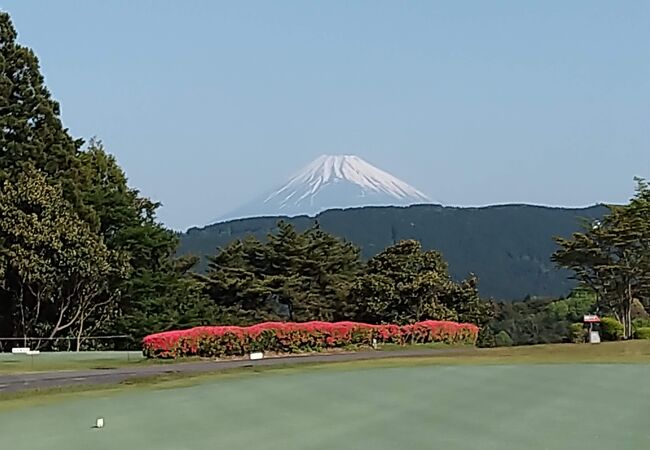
[[583, 315, 601, 323]]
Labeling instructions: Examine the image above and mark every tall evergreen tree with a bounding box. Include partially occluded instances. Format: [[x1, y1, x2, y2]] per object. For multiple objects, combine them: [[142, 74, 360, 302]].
[[264, 222, 361, 321], [199, 221, 362, 323], [0, 12, 84, 206], [199, 237, 279, 324]]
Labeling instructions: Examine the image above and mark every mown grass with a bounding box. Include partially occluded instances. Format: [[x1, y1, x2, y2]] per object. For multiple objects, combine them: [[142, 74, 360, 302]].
[[0, 351, 196, 374], [0, 344, 457, 374], [376, 342, 470, 351], [2, 340, 649, 411]]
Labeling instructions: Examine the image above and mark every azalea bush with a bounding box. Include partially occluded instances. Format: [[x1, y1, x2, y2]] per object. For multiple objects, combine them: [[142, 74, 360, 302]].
[[142, 320, 479, 358]]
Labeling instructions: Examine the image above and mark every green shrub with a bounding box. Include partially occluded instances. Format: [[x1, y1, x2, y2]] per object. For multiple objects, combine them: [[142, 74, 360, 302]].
[[495, 330, 513, 347], [569, 323, 587, 343], [476, 327, 496, 348], [632, 318, 650, 332], [634, 327, 650, 340], [600, 317, 624, 341]]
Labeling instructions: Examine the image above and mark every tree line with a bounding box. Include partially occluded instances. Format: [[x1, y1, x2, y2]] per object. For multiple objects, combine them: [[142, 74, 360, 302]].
[[198, 221, 492, 330]]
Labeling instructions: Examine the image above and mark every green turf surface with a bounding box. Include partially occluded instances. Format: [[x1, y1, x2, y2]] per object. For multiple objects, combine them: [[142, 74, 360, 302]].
[[2, 340, 649, 375], [0, 351, 146, 373], [2, 363, 649, 450]]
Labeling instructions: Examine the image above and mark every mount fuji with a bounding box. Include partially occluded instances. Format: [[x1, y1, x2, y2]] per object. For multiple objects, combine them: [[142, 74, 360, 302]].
[[221, 155, 432, 221]]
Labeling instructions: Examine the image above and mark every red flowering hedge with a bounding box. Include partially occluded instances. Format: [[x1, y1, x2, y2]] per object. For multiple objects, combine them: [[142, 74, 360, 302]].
[[142, 320, 479, 359]]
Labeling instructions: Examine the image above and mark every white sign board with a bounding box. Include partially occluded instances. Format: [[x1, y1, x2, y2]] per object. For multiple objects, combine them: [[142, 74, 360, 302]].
[[589, 331, 601, 344], [11, 347, 30, 354], [249, 352, 264, 360]]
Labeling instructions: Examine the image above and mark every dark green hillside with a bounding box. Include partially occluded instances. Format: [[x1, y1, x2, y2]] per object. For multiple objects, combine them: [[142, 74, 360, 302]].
[[179, 204, 607, 300]]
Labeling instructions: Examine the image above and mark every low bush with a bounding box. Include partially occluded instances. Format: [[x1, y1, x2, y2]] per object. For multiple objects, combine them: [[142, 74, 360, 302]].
[[634, 327, 650, 340], [632, 318, 650, 332], [142, 320, 480, 359], [476, 327, 496, 348], [600, 317, 624, 341], [494, 330, 513, 347], [569, 323, 587, 343]]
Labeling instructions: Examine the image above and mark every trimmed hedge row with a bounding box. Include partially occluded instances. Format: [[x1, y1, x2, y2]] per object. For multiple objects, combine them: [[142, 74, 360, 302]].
[[142, 320, 480, 359]]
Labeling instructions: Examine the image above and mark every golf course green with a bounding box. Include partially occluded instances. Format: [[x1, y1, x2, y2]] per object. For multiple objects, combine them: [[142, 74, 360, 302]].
[[2, 362, 649, 450]]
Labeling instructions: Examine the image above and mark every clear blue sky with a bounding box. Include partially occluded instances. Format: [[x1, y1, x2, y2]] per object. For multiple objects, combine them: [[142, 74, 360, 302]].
[[2, 1, 648, 230]]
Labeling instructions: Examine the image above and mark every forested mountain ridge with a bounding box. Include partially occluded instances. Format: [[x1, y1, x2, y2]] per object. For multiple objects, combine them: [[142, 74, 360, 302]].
[[179, 203, 608, 300]]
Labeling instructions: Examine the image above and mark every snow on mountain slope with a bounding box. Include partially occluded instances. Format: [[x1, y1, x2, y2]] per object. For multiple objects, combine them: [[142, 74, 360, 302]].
[[220, 155, 432, 221]]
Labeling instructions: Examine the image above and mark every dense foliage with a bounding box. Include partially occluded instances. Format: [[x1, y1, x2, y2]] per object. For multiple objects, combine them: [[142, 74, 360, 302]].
[[488, 288, 597, 346], [143, 320, 479, 358], [553, 179, 650, 338], [487, 286, 650, 346], [600, 317, 625, 341], [198, 222, 361, 324], [350, 240, 491, 328], [197, 225, 492, 333], [634, 327, 650, 340]]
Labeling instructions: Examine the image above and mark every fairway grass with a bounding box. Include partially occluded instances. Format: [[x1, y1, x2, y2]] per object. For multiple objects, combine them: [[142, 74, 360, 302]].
[[2, 362, 650, 450], [2, 340, 649, 375], [0, 351, 147, 374], [2, 340, 650, 409]]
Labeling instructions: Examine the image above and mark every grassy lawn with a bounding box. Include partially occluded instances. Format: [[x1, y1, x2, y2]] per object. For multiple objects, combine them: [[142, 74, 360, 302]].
[[0, 351, 150, 374], [4, 340, 650, 375], [1, 355, 649, 450], [0, 339, 647, 381], [419, 339, 650, 364]]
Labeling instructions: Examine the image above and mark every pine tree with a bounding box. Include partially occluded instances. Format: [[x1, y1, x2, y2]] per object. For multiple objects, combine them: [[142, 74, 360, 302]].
[[199, 221, 362, 323], [0, 13, 84, 204], [199, 237, 281, 323]]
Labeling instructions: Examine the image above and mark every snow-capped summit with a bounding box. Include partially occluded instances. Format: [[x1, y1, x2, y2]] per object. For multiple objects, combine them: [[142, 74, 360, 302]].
[[220, 155, 432, 221]]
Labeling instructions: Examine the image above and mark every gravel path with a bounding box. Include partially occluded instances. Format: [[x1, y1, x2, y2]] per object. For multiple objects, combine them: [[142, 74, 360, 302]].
[[0, 348, 463, 393]]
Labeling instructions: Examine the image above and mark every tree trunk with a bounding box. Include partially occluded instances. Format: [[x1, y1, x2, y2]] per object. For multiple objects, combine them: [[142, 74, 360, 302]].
[[17, 285, 27, 347], [625, 283, 634, 339], [76, 317, 84, 352]]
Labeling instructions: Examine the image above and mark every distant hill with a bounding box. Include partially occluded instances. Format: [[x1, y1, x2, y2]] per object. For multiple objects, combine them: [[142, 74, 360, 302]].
[[179, 204, 607, 300]]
